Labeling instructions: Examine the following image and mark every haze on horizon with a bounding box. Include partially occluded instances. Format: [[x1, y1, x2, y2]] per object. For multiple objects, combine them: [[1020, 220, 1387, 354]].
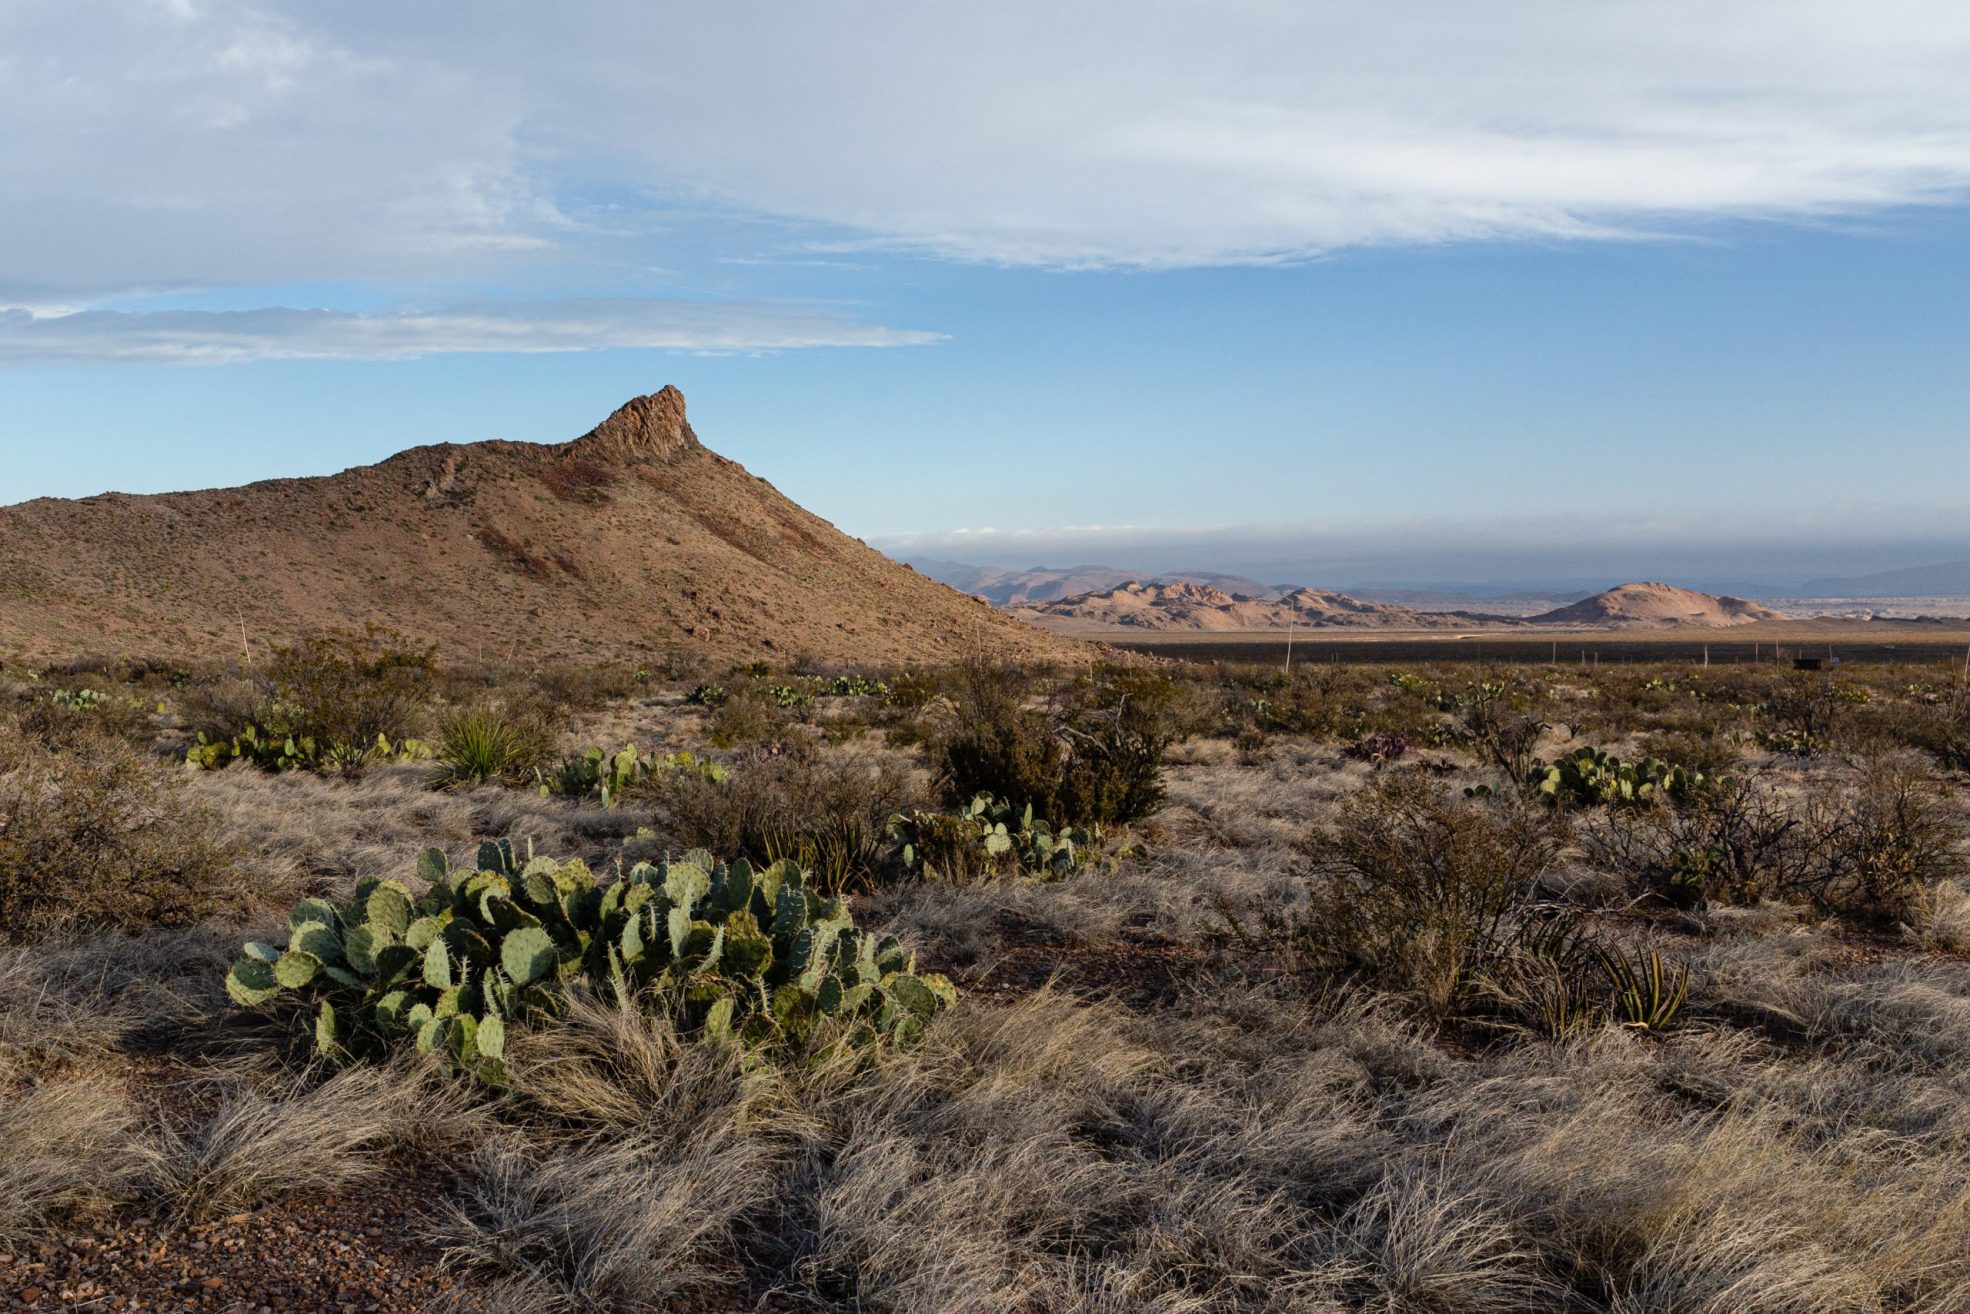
[[2, 1, 1968, 593]]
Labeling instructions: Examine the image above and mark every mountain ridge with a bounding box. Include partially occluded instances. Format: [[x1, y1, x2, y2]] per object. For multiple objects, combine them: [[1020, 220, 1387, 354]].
[[0, 389, 1085, 667]]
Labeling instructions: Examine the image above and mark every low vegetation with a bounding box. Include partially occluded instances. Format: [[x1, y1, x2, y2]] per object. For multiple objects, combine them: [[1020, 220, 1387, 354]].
[[5, 646, 1970, 1310]]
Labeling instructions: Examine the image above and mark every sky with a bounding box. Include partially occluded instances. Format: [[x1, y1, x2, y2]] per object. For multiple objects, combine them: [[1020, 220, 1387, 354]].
[[2, 1, 1968, 592]]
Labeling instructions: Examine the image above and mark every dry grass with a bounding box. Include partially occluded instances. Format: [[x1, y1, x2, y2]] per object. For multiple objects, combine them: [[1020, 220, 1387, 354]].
[[7, 657, 1970, 1310]]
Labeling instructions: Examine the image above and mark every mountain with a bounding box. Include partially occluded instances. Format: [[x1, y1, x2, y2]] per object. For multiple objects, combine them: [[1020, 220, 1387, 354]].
[[1797, 560, 1970, 598], [905, 561, 1281, 605], [0, 388, 1084, 666], [1007, 578, 1786, 634], [1340, 586, 1594, 616], [1527, 582, 1784, 628], [1010, 580, 1488, 632]]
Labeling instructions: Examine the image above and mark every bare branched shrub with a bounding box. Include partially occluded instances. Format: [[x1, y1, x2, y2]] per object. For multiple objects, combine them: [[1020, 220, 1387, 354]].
[[1586, 763, 1964, 922], [935, 663, 1180, 827], [1794, 761, 1963, 922], [0, 713, 248, 941], [659, 745, 922, 895], [1302, 773, 1563, 1017], [1584, 776, 1803, 910], [264, 626, 436, 751]]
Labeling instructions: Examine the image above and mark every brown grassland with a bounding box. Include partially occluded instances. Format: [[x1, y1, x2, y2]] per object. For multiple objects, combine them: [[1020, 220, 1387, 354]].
[[4, 638, 1970, 1312]]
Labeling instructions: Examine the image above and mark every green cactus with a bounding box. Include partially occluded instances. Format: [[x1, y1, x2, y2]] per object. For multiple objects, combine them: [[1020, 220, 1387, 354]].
[[224, 845, 955, 1085], [1530, 747, 1717, 809]]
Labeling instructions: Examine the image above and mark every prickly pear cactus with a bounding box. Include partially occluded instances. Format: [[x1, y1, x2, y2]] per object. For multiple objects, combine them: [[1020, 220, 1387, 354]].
[[225, 844, 954, 1084]]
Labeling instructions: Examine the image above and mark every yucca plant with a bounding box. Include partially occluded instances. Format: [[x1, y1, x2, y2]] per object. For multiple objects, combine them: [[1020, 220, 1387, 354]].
[[1594, 941, 1690, 1032], [433, 713, 543, 787]]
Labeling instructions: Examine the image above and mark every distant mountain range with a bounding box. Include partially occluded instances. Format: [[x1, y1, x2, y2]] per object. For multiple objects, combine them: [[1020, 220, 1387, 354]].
[[1009, 579, 1784, 634], [1797, 560, 1970, 598], [902, 560, 1611, 613], [904, 560, 1283, 606]]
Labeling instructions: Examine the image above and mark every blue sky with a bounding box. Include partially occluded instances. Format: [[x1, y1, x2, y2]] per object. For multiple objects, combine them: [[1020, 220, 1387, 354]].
[[3, 2, 1968, 591]]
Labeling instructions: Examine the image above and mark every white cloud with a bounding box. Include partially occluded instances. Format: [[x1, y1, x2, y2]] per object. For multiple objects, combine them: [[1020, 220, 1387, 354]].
[[0, 300, 940, 364], [3, 0, 1969, 297]]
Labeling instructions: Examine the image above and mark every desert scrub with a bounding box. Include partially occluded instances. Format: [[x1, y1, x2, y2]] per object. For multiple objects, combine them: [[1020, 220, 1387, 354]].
[[183, 626, 438, 773], [934, 662, 1181, 828], [537, 744, 725, 806], [659, 745, 919, 896], [0, 714, 247, 941], [1299, 771, 1564, 1018], [224, 842, 955, 1083], [432, 711, 552, 787], [887, 793, 1105, 883], [1790, 758, 1964, 922]]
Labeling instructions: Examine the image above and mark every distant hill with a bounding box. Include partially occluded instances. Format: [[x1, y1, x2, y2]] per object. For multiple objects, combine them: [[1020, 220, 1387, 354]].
[[907, 561, 1281, 605], [1010, 580, 1488, 632], [1341, 586, 1594, 616], [1528, 582, 1784, 628], [0, 388, 1086, 666], [1007, 578, 1787, 634], [1798, 560, 1970, 598]]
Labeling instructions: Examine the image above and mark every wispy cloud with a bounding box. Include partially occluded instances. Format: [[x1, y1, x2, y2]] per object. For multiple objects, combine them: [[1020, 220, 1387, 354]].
[[0, 300, 942, 365], [4, 1, 1969, 296]]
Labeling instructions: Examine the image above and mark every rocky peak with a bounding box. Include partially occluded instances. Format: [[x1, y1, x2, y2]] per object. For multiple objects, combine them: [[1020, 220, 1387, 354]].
[[570, 386, 698, 461]]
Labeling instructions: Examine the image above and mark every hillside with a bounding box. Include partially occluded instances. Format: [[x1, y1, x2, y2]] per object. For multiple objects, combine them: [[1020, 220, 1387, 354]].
[[909, 561, 1281, 605], [1010, 580, 1489, 632], [1528, 581, 1784, 628], [0, 388, 1085, 666]]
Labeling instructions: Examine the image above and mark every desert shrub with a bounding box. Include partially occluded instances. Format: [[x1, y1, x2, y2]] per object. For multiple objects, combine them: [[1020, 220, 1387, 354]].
[[660, 747, 922, 895], [1300, 773, 1563, 1018], [267, 627, 434, 746], [1583, 762, 1961, 921], [183, 627, 437, 773], [1458, 679, 1547, 781], [433, 712, 552, 787], [1793, 762, 1963, 922], [223, 843, 955, 1082], [1239, 666, 1347, 737], [705, 686, 787, 749], [0, 716, 247, 941], [935, 663, 1179, 828], [1757, 674, 1848, 756], [1582, 776, 1801, 909]]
